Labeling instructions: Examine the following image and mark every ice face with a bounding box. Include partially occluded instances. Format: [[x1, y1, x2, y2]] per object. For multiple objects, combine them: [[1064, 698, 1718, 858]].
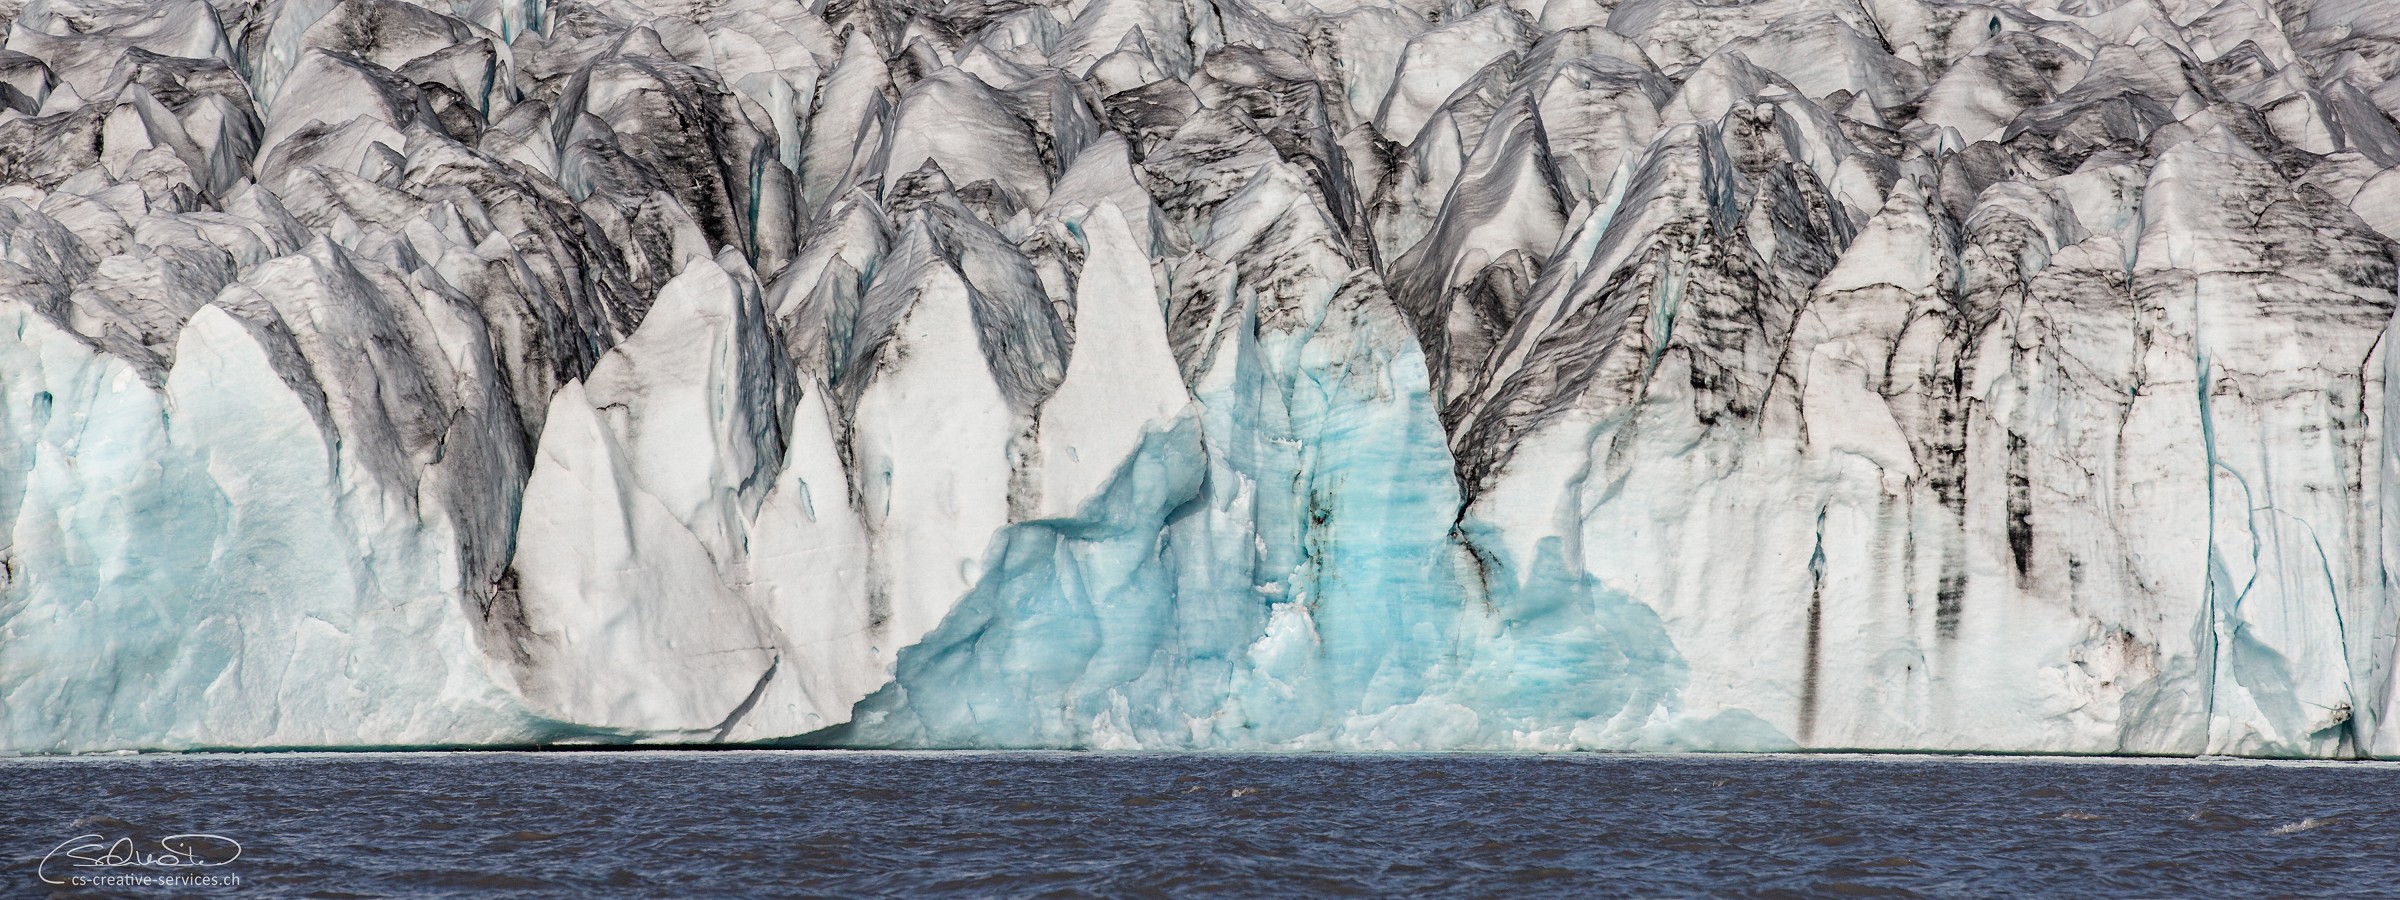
[[3, 0, 2400, 756]]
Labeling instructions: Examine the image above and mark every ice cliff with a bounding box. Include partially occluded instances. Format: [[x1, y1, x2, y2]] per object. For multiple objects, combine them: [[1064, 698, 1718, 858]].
[[4, 0, 2400, 756]]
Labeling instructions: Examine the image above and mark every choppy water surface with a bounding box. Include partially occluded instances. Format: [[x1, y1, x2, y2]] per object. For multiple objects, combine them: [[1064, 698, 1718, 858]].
[[3, 752, 2395, 896]]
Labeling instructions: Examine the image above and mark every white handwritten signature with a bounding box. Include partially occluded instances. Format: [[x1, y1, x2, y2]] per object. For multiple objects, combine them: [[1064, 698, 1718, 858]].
[[38, 834, 242, 885]]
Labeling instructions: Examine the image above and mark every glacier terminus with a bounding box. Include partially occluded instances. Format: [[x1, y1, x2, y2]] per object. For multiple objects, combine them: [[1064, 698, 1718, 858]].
[[3, 0, 2400, 757]]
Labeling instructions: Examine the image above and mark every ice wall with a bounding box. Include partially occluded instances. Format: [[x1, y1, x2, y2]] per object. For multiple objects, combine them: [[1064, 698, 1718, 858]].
[[3, 0, 2399, 756]]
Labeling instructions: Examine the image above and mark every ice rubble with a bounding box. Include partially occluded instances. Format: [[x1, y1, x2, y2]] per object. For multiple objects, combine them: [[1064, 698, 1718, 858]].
[[3, 0, 2400, 756]]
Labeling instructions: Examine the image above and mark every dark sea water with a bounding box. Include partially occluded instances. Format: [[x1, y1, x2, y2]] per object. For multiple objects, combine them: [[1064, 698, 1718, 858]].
[[3, 751, 2396, 897]]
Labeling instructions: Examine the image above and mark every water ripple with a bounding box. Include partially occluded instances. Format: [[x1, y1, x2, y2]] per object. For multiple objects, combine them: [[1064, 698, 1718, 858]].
[[1, 752, 2394, 896]]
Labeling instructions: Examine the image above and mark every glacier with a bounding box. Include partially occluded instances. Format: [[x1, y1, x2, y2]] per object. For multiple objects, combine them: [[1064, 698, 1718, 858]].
[[2, 0, 2399, 757]]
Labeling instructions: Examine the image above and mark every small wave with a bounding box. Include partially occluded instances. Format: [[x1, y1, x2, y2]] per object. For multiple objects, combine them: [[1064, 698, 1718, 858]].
[[2272, 817, 2334, 835]]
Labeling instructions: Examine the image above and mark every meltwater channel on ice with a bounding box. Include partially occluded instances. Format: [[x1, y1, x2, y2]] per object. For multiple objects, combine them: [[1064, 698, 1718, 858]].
[[3, 0, 2400, 758]]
